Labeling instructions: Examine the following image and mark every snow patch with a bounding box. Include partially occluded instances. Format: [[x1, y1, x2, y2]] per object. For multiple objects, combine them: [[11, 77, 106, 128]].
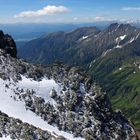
[[82, 36, 88, 40], [102, 49, 112, 57], [115, 35, 126, 43], [129, 38, 135, 43], [80, 83, 86, 94], [120, 35, 126, 40], [0, 136, 12, 140], [115, 45, 122, 49], [0, 78, 84, 140], [115, 37, 119, 42], [17, 76, 61, 103], [78, 36, 89, 42], [119, 68, 122, 70], [115, 24, 120, 31], [136, 33, 140, 39]]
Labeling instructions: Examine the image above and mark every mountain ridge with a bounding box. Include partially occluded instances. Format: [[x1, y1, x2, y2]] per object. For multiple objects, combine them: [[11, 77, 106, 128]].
[[17, 23, 140, 128], [0, 30, 138, 139], [18, 23, 140, 66]]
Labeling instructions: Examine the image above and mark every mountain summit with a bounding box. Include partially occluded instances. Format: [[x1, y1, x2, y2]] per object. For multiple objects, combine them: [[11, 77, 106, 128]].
[[0, 30, 138, 139]]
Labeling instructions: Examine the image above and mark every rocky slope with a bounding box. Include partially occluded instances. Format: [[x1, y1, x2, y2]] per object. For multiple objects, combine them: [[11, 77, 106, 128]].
[[0, 31, 138, 139]]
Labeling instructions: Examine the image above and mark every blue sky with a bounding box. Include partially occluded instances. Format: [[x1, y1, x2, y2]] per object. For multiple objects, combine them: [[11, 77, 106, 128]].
[[0, 0, 140, 23]]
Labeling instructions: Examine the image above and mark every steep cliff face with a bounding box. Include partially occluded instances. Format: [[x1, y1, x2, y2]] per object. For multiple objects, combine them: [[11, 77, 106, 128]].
[[0, 31, 138, 140], [0, 30, 17, 58]]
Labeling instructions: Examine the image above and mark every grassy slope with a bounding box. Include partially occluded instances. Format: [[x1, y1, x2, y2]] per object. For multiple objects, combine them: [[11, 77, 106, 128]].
[[111, 66, 140, 128], [89, 55, 140, 128]]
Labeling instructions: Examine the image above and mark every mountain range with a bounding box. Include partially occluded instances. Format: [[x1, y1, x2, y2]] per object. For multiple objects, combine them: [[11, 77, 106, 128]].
[[0, 30, 138, 139], [18, 23, 140, 129]]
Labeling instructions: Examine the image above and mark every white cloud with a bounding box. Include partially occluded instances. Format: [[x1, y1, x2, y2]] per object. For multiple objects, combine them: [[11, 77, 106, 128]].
[[73, 17, 78, 21], [122, 7, 140, 11], [94, 16, 105, 21], [14, 5, 70, 18]]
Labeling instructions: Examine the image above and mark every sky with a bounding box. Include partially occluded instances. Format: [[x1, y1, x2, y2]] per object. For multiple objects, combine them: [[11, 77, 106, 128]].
[[0, 0, 140, 23]]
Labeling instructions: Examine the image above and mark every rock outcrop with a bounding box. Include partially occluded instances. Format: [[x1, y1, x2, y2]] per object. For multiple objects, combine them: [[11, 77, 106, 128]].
[[0, 30, 17, 57]]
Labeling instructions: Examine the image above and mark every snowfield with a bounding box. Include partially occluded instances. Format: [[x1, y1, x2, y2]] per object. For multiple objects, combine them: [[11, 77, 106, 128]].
[[17, 75, 61, 103], [0, 136, 12, 140], [0, 77, 84, 140]]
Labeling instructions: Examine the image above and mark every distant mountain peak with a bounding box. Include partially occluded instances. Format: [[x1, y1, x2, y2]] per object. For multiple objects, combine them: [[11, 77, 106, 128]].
[[108, 23, 119, 29], [107, 22, 137, 32]]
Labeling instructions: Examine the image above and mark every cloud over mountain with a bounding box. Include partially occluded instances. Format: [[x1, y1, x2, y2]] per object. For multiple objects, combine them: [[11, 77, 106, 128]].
[[14, 5, 70, 18]]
